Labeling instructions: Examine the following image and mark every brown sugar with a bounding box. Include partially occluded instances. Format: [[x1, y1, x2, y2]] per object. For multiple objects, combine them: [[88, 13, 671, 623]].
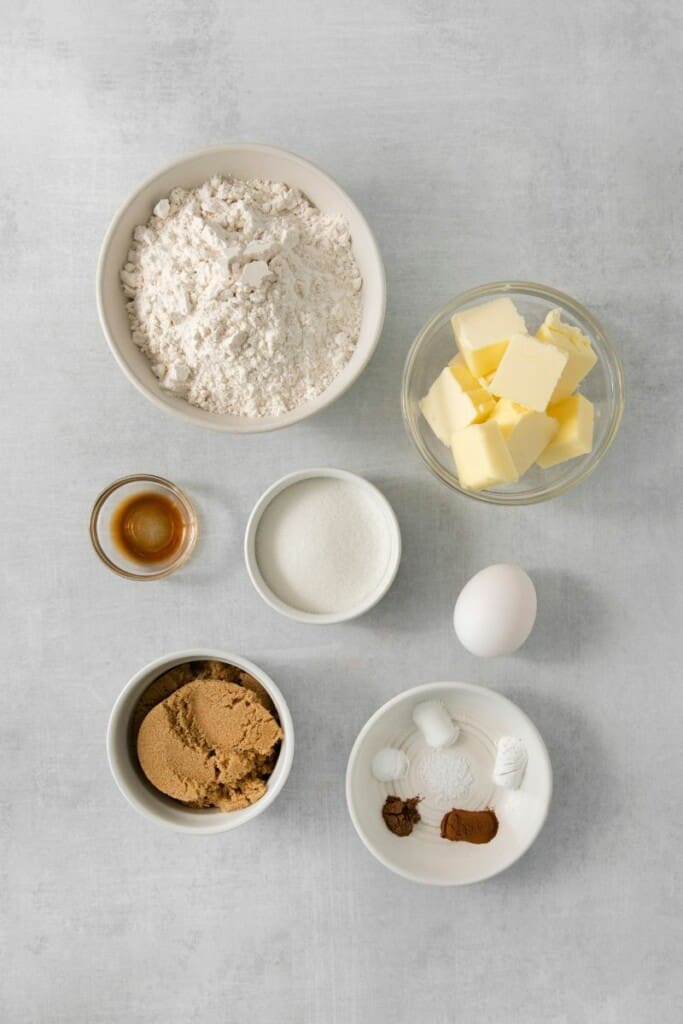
[[134, 664, 282, 812]]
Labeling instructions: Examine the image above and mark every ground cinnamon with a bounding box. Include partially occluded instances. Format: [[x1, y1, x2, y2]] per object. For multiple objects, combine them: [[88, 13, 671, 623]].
[[382, 795, 421, 836], [440, 807, 498, 844]]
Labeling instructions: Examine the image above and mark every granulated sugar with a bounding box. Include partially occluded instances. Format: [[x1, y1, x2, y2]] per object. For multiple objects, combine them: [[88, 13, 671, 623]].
[[254, 477, 393, 615]]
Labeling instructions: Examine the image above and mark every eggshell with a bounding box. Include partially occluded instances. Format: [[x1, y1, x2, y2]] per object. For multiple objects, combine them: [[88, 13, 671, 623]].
[[453, 564, 537, 657]]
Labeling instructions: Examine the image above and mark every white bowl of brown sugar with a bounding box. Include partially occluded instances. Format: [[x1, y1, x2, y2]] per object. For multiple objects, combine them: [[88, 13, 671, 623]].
[[107, 649, 294, 833]]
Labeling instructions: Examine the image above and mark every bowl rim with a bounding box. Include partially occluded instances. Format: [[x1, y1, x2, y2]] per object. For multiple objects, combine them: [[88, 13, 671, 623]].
[[89, 473, 199, 580], [345, 681, 553, 885], [106, 647, 295, 834], [401, 280, 625, 505], [243, 467, 402, 624], [96, 141, 387, 434]]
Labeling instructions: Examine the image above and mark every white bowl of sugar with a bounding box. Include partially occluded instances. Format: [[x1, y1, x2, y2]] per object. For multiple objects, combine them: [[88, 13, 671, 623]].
[[244, 468, 402, 624], [97, 143, 386, 432]]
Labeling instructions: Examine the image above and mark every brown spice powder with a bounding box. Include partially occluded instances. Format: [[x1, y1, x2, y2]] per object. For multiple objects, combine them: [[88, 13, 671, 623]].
[[440, 807, 499, 844], [382, 795, 422, 837]]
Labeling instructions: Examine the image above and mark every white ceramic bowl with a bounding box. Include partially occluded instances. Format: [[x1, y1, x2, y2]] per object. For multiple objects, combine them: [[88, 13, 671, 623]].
[[107, 648, 294, 833], [346, 682, 552, 885], [97, 143, 386, 432], [244, 468, 402, 624]]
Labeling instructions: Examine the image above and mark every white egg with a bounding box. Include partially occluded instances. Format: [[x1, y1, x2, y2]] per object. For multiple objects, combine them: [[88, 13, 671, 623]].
[[453, 564, 537, 657]]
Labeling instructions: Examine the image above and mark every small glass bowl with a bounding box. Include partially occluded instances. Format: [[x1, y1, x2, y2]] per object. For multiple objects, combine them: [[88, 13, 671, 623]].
[[90, 474, 198, 580], [402, 281, 625, 505]]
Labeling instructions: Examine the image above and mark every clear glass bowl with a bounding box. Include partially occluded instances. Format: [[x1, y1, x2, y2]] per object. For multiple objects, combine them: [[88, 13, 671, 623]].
[[402, 281, 625, 505], [90, 474, 198, 580]]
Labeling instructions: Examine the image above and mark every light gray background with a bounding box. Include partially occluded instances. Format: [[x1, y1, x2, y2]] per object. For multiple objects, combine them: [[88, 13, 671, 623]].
[[2, 1, 681, 1021]]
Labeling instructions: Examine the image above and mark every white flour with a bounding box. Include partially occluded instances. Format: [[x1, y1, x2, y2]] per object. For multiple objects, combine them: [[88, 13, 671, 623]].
[[120, 175, 362, 417]]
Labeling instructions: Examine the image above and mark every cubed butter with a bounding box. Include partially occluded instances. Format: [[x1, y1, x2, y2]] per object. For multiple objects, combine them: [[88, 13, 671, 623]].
[[536, 393, 594, 468], [488, 397, 530, 438], [506, 411, 558, 476], [420, 367, 495, 445], [450, 421, 519, 491], [448, 354, 479, 391], [536, 308, 598, 402], [489, 334, 568, 412], [451, 298, 527, 376]]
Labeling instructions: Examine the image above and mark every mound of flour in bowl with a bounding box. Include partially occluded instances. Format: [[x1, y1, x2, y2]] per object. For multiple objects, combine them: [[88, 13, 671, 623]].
[[120, 175, 363, 417]]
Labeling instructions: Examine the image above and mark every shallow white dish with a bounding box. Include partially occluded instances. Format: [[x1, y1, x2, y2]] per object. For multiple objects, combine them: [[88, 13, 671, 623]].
[[346, 682, 552, 885], [244, 468, 402, 624], [97, 143, 386, 432], [107, 648, 294, 834]]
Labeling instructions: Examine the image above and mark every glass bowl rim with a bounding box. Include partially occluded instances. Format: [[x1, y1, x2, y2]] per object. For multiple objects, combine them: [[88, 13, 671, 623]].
[[401, 280, 625, 506], [89, 473, 198, 580]]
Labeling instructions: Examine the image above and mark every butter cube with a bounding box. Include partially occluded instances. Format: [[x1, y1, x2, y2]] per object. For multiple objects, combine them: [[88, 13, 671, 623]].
[[460, 387, 497, 423], [536, 309, 598, 402], [506, 411, 558, 476], [420, 367, 495, 445], [536, 394, 594, 468], [451, 298, 527, 376], [489, 334, 568, 412], [448, 354, 479, 391], [489, 397, 530, 438], [450, 421, 518, 491]]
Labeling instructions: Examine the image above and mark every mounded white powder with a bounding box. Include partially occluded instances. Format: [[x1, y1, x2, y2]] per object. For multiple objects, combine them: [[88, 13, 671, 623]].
[[493, 735, 527, 790], [120, 175, 362, 417], [254, 478, 393, 615], [412, 699, 460, 749], [416, 748, 475, 805], [371, 748, 409, 783]]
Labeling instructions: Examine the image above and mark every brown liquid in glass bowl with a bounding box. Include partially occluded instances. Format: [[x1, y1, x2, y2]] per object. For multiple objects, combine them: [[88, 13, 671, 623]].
[[111, 491, 187, 564]]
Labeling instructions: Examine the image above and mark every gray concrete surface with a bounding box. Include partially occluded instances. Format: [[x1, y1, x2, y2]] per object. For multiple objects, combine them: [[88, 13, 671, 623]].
[[2, 1, 682, 1021]]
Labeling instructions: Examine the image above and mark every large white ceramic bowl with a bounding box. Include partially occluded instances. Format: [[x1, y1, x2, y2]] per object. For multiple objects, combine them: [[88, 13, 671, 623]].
[[346, 682, 552, 885], [97, 143, 386, 432], [107, 648, 294, 834]]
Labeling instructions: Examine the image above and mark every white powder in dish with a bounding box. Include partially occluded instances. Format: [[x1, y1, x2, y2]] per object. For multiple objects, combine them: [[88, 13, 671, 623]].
[[254, 477, 393, 615], [416, 748, 475, 805], [120, 175, 362, 417], [412, 699, 460, 749], [493, 736, 527, 789], [371, 748, 409, 783]]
